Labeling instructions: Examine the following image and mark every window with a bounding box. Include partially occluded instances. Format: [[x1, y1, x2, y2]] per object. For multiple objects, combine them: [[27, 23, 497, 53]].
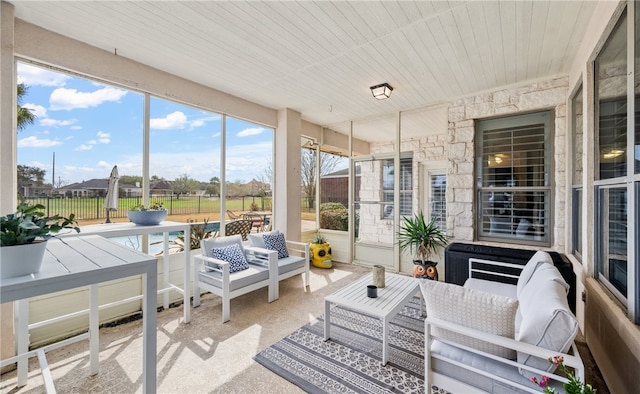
[[428, 172, 447, 232], [476, 112, 551, 244], [595, 9, 633, 310], [596, 186, 628, 298], [382, 156, 412, 218], [571, 85, 584, 260]]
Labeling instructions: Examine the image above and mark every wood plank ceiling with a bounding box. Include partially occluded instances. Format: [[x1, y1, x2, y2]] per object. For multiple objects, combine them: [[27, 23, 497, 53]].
[[11, 1, 597, 142]]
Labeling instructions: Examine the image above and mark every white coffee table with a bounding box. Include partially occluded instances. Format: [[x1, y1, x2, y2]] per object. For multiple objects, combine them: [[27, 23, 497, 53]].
[[324, 272, 420, 365]]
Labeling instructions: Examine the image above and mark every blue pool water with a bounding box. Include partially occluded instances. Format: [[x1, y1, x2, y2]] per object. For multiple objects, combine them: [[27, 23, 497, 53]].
[[110, 222, 220, 255]]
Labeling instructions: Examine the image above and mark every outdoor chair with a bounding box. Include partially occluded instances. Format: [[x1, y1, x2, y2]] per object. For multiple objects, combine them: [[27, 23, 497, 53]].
[[224, 219, 253, 240], [193, 235, 278, 323], [226, 210, 240, 220], [248, 230, 310, 299]]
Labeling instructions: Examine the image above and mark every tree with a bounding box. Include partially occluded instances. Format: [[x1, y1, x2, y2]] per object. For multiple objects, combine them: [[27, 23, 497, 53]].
[[17, 83, 36, 132], [17, 164, 46, 186], [120, 175, 143, 187], [171, 174, 199, 198], [300, 148, 342, 209], [205, 176, 220, 197]]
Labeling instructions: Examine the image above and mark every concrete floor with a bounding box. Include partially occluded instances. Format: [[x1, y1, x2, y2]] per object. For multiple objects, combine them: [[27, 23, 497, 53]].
[[0, 262, 608, 394], [1, 263, 371, 394]]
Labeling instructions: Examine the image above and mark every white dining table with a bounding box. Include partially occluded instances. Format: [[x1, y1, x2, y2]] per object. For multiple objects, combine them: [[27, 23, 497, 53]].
[[0, 235, 158, 393]]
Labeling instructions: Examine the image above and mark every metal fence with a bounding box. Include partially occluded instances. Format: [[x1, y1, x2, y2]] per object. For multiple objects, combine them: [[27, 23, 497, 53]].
[[23, 195, 273, 222]]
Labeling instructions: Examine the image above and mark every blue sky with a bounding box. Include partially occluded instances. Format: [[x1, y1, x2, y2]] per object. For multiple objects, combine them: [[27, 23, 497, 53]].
[[17, 62, 273, 185]]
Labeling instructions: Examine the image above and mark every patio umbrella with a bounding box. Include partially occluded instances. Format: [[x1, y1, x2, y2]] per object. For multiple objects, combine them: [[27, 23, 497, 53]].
[[104, 165, 119, 223]]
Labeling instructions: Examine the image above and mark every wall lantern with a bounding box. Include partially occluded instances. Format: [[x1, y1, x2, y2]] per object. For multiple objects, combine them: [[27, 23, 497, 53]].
[[370, 83, 393, 100]]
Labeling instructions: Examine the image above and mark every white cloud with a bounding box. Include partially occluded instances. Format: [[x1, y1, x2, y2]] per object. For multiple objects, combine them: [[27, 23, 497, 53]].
[[150, 111, 188, 129], [237, 127, 266, 137], [75, 144, 93, 151], [24, 103, 47, 118], [40, 118, 78, 127], [17, 63, 70, 87], [96, 131, 110, 143], [17, 136, 62, 148], [190, 120, 205, 129], [96, 161, 111, 169], [49, 87, 127, 110]]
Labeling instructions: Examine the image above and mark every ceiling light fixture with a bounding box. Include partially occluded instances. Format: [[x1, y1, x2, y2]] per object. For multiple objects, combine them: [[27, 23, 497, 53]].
[[370, 83, 393, 100]]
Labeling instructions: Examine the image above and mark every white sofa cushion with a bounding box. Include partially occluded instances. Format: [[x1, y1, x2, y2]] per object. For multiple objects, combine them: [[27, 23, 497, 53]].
[[517, 264, 578, 379], [516, 250, 553, 298], [420, 280, 519, 359], [248, 230, 278, 249], [202, 234, 244, 257]]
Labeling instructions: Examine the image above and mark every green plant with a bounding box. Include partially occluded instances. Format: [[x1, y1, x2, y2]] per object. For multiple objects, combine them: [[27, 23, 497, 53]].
[[130, 201, 166, 211], [397, 211, 447, 264], [532, 355, 596, 394], [170, 219, 214, 252], [311, 233, 326, 244], [1, 200, 79, 246]]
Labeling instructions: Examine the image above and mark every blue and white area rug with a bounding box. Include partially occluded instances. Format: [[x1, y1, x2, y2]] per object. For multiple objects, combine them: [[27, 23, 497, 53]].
[[254, 297, 449, 394]]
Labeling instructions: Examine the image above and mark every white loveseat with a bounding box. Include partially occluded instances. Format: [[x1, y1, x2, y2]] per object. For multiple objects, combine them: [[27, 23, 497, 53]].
[[421, 251, 584, 393], [193, 235, 278, 323]]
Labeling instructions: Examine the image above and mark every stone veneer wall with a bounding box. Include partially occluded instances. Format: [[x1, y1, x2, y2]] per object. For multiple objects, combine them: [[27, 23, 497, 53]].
[[364, 136, 448, 247], [447, 77, 569, 250]]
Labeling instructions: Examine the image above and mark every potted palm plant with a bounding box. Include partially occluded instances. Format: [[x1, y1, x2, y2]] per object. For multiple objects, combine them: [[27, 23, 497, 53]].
[[1, 200, 79, 279], [397, 211, 447, 280]]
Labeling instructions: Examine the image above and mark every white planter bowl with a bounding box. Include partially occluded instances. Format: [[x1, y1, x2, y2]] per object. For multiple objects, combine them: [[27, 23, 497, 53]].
[[127, 210, 168, 225], [0, 241, 47, 279]]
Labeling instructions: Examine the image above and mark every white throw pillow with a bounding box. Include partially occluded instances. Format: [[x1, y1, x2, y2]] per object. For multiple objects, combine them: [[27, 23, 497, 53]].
[[516, 250, 553, 298], [517, 265, 578, 379], [420, 280, 519, 359]]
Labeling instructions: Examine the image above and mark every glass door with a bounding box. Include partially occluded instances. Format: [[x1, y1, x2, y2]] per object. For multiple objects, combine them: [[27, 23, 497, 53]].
[[352, 154, 397, 268]]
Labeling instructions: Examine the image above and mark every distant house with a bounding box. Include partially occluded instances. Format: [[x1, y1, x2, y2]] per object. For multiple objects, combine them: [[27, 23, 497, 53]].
[[245, 178, 271, 196], [319, 167, 360, 207], [150, 180, 173, 196], [60, 178, 141, 198]]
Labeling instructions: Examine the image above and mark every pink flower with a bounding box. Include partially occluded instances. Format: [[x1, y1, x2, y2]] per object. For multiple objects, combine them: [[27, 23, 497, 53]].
[[540, 376, 550, 387]]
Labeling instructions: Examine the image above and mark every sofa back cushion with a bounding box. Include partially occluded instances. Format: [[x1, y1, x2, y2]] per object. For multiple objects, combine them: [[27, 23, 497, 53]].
[[516, 250, 553, 298], [248, 230, 279, 249], [201, 235, 244, 257], [517, 264, 578, 379], [420, 280, 519, 359]]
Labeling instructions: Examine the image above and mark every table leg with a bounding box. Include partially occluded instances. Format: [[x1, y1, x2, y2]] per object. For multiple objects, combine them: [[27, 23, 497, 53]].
[[162, 232, 169, 310], [324, 300, 331, 341], [382, 316, 389, 365], [89, 284, 99, 375], [15, 298, 29, 386], [183, 226, 191, 323], [142, 270, 157, 393]]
